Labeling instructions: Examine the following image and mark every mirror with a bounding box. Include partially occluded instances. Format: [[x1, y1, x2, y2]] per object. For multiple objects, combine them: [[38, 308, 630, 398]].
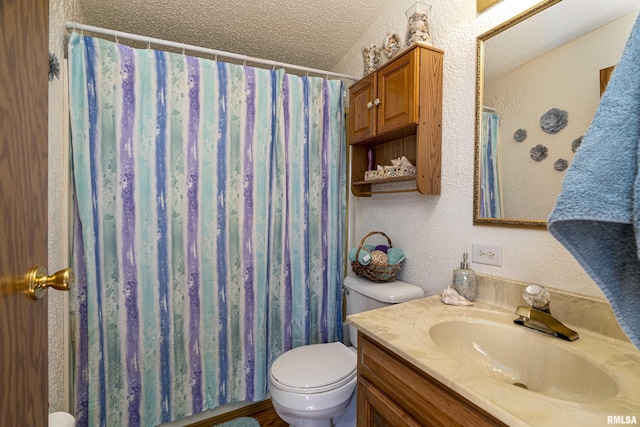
[[474, 0, 639, 228]]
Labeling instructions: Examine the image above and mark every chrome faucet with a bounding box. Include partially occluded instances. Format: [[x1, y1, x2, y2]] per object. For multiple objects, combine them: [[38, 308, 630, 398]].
[[514, 284, 579, 342]]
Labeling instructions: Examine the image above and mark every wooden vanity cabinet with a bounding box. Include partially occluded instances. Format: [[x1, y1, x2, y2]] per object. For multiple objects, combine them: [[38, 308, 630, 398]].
[[348, 43, 443, 196], [357, 333, 507, 427]]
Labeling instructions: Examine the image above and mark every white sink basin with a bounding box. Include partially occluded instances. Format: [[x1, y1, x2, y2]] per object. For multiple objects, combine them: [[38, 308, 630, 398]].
[[427, 318, 619, 403]]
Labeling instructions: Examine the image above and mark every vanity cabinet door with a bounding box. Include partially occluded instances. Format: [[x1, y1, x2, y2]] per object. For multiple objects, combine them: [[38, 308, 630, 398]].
[[357, 377, 422, 427], [376, 48, 418, 136], [349, 74, 377, 144]]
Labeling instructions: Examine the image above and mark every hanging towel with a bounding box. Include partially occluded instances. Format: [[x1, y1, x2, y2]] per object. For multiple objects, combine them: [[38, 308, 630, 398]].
[[547, 11, 640, 349]]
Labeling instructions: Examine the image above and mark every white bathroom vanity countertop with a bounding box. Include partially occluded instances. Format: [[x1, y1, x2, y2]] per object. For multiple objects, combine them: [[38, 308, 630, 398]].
[[348, 295, 640, 427]]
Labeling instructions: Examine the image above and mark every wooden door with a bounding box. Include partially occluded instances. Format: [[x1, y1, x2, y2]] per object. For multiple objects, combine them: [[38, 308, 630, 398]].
[[349, 73, 377, 144], [0, 0, 50, 425], [600, 65, 615, 96], [377, 49, 418, 136]]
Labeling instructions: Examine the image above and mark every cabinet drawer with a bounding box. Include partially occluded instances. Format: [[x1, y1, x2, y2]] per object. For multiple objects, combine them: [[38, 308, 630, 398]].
[[358, 333, 506, 427]]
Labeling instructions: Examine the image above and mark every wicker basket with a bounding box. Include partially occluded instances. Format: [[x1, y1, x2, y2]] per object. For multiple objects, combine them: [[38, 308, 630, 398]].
[[351, 231, 402, 282]]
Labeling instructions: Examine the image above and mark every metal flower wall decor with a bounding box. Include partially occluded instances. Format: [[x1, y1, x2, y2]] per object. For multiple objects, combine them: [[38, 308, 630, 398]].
[[572, 136, 583, 152], [530, 144, 548, 162], [513, 128, 527, 142], [49, 52, 60, 81], [540, 108, 568, 134], [554, 158, 568, 171]]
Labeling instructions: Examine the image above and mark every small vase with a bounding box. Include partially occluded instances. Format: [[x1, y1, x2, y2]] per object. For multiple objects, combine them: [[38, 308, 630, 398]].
[[382, 32, 402, 60], [362, 44, 381, 76], [405, 2, 433, 47]]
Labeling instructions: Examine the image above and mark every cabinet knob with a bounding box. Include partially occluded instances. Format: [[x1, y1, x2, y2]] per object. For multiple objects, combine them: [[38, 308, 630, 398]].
[[374, 98, 381, 106], [367, 101, 374, 109]]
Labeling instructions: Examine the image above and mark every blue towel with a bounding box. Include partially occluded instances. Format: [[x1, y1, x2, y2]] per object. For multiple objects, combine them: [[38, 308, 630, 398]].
[[348, 247, 372, 265], [386, 247, 406, 265], [548, 11, 640, 349]]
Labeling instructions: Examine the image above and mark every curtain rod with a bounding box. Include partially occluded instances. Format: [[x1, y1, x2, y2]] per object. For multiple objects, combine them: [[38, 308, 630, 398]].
[[65, 21, 360, 82]]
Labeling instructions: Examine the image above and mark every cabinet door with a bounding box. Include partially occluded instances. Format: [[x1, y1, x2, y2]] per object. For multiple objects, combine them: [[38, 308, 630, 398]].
[[357, 377, 422, 427], [377, 49, 418, 136], [349, 73, 376, 144]]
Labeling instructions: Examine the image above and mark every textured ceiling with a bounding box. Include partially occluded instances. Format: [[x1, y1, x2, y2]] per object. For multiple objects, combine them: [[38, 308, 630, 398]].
[[75, 0, 392, 73], [484, 0, 639, 82]]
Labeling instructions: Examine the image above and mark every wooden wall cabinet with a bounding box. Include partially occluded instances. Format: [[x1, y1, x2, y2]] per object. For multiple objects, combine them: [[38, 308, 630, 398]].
[[357, 333, 508, 427], [349, 44, 443, 196]]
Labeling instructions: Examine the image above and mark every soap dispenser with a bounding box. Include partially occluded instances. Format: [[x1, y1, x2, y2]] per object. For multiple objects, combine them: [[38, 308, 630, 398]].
[[452, 253, 477, 301]]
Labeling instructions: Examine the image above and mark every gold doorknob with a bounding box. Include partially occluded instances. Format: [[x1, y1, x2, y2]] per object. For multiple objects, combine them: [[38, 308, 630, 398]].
[[26, 266, 75, 300]]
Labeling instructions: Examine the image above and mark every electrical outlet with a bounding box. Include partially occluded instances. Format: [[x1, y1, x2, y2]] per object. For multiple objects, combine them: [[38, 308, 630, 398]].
[[472, 244, 502, 266]]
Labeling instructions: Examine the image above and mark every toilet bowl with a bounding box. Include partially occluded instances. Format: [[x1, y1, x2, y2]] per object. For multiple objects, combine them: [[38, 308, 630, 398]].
[[269, 342, 356, 427], [49, 411, 76, 427], [269, 275, 425, 426]]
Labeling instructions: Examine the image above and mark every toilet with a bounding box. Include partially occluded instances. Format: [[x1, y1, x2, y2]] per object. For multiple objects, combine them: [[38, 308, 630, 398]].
[[49, 411, 76, 427], [269, 275, 425, 427]]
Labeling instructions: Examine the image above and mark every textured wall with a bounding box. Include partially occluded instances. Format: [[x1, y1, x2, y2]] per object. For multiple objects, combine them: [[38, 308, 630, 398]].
[[333, 0, 608, 299], [48, 0, 85, 413]]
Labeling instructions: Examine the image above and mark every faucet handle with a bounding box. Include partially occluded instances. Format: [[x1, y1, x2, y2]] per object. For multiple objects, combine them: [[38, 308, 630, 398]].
[[523, 284, 550, 311]]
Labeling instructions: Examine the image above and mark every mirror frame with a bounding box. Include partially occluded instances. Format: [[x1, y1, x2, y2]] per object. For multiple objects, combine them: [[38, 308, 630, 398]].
[[477, 0, 500, 13], [473, 0, 562, 229]]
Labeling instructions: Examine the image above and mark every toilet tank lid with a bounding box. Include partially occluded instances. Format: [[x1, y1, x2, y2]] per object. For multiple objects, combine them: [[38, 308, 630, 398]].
[[343, 275, 425, 303]]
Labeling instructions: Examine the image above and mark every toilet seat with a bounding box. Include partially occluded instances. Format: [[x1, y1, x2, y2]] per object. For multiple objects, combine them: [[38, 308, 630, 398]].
[[270, 342, 356, 394]]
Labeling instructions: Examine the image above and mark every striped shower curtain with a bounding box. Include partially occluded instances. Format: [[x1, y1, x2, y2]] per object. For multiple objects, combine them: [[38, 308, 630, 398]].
[[68, 33, 345, 426], [480, 111, 502, 218]]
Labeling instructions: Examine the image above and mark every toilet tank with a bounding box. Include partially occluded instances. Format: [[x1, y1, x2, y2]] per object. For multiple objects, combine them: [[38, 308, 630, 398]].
[[343, 275, 425, 348]]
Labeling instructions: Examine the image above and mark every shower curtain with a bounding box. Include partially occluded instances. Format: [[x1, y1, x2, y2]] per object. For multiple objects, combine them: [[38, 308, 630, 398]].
[[480, 111, 502, 218], [68, 33, 345, 427]]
